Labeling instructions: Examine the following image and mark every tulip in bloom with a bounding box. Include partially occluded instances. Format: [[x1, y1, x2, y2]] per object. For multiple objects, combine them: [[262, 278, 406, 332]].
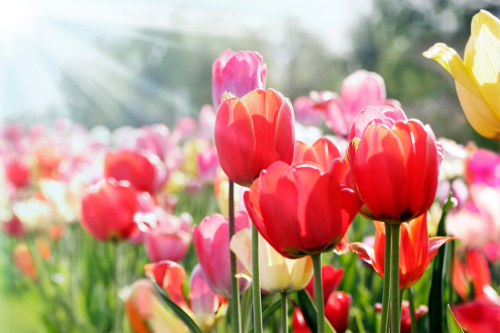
[[245, 160, 361, 259], [189, 264, 228, 331], [348, 114, 441, 223], [424, 10, 500, 140], [192, 212, 251, 298], [293, 137, 341, 171], [292, 92, 328, 127], [212, 49, 267, 109], [214, 89, 295, 186], [230, 228, 313, 293], [104, 150, 166, 194], [80, 179, 138, 241], [351, 214, 454, 289]]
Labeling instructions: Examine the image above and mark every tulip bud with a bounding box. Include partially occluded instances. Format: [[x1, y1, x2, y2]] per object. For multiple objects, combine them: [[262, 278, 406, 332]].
[[80, 179, 138, 241], [189, 264, 228, 331], [324, 291, 351, 333], [230, 228, 313, 294], [192, 212, 250, 298], [212, 50, 267, 109]]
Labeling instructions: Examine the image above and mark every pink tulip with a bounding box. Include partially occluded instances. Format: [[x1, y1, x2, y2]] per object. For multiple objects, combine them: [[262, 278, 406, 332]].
[[4, 155, 30, 188], [465, 148, 500, 187], [293, 93, 325, 126], [132, 124, 172, 161], [212, 49, 267, 109], [144, 209, 192, 263], [192, 212, 251, 298], [197, 147, 220, 184], [189, 264, 227, 331], [324, 70, 400, 137]]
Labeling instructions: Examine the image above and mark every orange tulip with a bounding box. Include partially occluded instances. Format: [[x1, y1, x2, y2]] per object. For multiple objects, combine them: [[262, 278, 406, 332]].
[[351, 214, 454, 289]]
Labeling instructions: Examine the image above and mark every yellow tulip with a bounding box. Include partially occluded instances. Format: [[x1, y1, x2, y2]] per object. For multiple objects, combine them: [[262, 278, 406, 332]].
[[423, 10, 500, 140], [230, 229, 313, 294]]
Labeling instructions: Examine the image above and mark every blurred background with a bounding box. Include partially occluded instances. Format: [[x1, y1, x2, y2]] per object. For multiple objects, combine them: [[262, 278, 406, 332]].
[[1, 0, 499, 331], [1, 0, 499, 149]]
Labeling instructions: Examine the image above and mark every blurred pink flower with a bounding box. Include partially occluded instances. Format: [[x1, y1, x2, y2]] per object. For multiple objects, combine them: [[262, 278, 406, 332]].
[[192, 212, 251, 298], [2, 214, 25, 238], [198, 105, 216, 139], [197, 147, 220, 184], [212, 49, 267, 110], [133, 124, 172, 161], [465, 148, 500, 187], [4, 155, 30, 188], [324, 70, 400, 137], [293, 93, 325, 126]]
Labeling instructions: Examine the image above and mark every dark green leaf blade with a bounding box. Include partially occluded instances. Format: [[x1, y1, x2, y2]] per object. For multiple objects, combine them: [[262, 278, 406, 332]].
[[446, 305, 464, 333], [296, 289, 336, 333]]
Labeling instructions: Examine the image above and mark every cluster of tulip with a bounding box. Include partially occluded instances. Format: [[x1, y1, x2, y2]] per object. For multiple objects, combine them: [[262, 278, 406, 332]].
[[0, 9, 499, 333]]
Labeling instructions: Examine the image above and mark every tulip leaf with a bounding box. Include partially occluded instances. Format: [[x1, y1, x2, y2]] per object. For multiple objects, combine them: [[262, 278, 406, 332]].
[[296, 290, 336, 333], [152, 280, 203, 333], [446, 305, 464, 333], [248, 298, 280, 333], [429, 192, 454, 333]]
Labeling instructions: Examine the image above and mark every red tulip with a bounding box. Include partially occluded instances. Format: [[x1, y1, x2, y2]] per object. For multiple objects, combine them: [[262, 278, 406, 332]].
[[304, 265, 344, 302], [144, 260, 190, 311], [245, 160, 362, 259], [4, 156, 30, 188], [452, 298, 500, 333], [293, 138, 341, 171], [452, 248, 492, 300], [104, 150, 166, 194], [214, 89, 295, 186], [212, 49, 267, 109], [324, 291, 351, 333], [348, 117, 440, 223], [192, 212, 251, 298], [292, 291, 351, 333], [374, 301, 428, 333], [351, 214, 454, 289], [2, 214, 25, 238], [80, 179, 138, 241]]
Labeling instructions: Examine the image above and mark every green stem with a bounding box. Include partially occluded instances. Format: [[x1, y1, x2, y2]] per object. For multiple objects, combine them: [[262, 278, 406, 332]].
[[252, 225, 263, 333], [448, 240, 456, 307], [312, 254, 325, 333], [229, 180, 242, 333], [407, 288, 418, 333], [380, 223, 392, 333], [281, 292, 288, 333], [390, 224, 401, 333], [114, 241, 123, 333]]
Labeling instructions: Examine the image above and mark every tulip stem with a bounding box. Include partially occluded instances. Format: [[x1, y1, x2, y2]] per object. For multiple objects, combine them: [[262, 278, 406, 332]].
[[229, 180, 242, 333], [407, 288, 418, 333], [390, 224, 401, 333], [252, 224, 263, 333], [380, 223, 392, 333], [114, 241, 123, 333], [281, 292, 288, 333], [312, 254, 325, 333]]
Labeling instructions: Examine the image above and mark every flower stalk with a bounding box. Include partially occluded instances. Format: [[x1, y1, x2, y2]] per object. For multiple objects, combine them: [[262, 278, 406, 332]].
[[312, 254, 325, 333], [114, 241, 123, 333], [408, 287, 418, 333], [380, 223, 392, 333], [281, 292, 288, 333], [390, 224, 401, 333], [229, 180, 242, 332], [252, 224, 263, 333]]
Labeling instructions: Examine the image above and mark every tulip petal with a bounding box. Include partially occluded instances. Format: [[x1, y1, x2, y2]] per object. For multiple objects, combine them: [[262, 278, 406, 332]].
[[350, 242, 376, 267], [426, 237, 455, 267], [274, 97, 295, 165], [214, 98, 255, 185], [229, 229, 252, 275]]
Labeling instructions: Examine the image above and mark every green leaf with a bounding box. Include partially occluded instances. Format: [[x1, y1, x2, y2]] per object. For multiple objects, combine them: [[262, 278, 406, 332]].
[[446, 305, 464, 333], [296, 289, 336, 333], [248, 298, 280, 333], [152, 280, 203, 333], [429, 192, 454, 333]]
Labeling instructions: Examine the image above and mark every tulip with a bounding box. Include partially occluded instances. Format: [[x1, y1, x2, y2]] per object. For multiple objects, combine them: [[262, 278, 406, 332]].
[[351, 214, 454, 289], [104, 150, 166, 194], [2, 214, 25, 238], [304, 265, 344, 302], [245, 160, 361, 259], [292, 92, 326, 127], [4, 156, 30, 187], [347, 105, 407, 142], [424, 10, 500, 140], [13, 243, 37, 280], [144, 210, 192, 263], [189, 264, 228, 331], [13, 197, 53, 231], [348, 117, 441, 223], [123, 279, 189, 333], [291, 292, 351, 333], [292, 138, 341, 171], [374, 301, 428, 333], [192, 212, 251, 298], [230, 228, 313, 293], [131, 124, 172, 161], [452, 248, 493, 300], [212, 49, 267, 109], [80, 179, 138, 241], [197, 146, 219, 184], [214, 89, 295, 187], [465, 148, 500, 187], [452, 299, 500, 333]]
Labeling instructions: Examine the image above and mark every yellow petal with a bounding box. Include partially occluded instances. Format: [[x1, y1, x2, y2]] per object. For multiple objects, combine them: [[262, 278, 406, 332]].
[[423, 43, 482, 99], [464, 10, 500, 122]]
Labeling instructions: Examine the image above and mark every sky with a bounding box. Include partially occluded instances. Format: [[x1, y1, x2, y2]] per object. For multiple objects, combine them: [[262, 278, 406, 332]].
[[0, 0, 372, 121]]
